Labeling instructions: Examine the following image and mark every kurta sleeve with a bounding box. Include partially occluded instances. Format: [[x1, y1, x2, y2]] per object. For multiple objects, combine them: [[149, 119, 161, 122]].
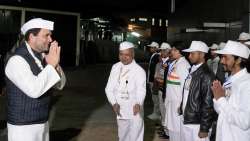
[[105, 65, 117, 105], [135, 68, 146, 105], [5, 55, 61, 98], [214, 86, 250, 130]]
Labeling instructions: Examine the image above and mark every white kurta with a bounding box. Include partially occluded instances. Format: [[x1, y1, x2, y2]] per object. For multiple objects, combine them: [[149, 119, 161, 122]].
[[154, 57, 169, 125], [213, 68, 250, 141], [165, 57, 190, 141], [7, 122, 49, 141], [5, 43, 64, 141], [105, 60, 146, 141]]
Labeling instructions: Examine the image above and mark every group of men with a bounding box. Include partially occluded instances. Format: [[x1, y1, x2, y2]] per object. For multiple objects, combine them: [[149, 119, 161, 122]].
[[4, 16, 250, 141], [105, 32, 250, 141], [146, 40, 215, 141]]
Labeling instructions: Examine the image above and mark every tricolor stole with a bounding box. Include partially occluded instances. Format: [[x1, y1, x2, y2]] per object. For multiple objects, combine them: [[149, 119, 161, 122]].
[[167, 67, 181, 85]]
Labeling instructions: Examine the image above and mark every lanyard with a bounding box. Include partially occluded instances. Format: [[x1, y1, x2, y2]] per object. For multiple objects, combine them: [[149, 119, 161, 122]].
[[223, 76, 232, 89], [168, 60, 177, 75], [223, 76, 232, 98], [118, 66, 129, 84]]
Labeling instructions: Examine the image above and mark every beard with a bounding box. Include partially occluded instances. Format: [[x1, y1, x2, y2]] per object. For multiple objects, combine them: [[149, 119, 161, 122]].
[[37, 44, 49, 53]]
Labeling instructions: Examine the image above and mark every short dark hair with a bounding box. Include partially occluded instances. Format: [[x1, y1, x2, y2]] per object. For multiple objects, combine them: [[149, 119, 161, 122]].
[[172, 41, 187, 56], [24, 28, 41, 41]]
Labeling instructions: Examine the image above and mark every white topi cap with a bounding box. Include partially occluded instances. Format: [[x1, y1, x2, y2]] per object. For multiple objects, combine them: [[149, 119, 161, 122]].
[[218, 42, 226, 49], [159, 42, 171, 50], [237, 32, 250, 41], [182, 41, 209, 53], [119, 41, 134, 51], [214, 40, 250, 59], [21, 18, 54, 35], [147, 41, 159, 48], [209, 43, 219, 50]]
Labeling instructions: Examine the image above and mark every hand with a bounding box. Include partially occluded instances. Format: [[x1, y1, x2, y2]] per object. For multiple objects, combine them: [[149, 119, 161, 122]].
[[211, 80, 225, 100], [198, 131, 208, 138], [162, 64, 168, 68], [113, 103, 121, 117], [45, 41, 61, 68], [133, 104, 141, 115], [156, 78, 164, 84]]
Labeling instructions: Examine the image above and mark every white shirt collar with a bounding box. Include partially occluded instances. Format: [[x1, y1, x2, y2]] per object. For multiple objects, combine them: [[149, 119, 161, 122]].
[[190, 63, 203, 73], [25, 42, 44, 70], [212, 56, 220, 62], [230, 68, 248, 83], [121, 60, 135, 68], [162, 57, 169, 64]]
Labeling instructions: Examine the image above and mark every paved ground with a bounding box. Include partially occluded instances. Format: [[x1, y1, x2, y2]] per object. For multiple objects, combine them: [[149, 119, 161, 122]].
[[0, 64, 168, 141]]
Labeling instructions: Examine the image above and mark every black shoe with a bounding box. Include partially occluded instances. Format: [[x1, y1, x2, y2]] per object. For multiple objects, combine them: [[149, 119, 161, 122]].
[[155, 123, 161, 127], [159, 134, 169, 139], [157, 131, 164, 134], [157, 129, 165, 135]]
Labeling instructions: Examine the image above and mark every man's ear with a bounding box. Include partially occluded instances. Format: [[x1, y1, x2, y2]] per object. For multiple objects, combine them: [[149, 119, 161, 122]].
[[236, 57, 242, 65], [200, 52, 205, 58], [29, 33, 36, 42]]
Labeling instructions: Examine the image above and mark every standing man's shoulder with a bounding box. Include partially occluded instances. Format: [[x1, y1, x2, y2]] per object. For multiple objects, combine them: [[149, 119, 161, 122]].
[[134, 62, 146, 75], [111, 62, 122, 70], [180, 57, 191, 67], [152, 53, 160, 61]]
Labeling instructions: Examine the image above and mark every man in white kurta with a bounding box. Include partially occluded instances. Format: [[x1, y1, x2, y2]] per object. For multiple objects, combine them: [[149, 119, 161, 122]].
[[165, 42, 190, 141], [154, 42, 171, 139], [212, 40, 250, 141], [5, 18, 66, 141], [105, 41, 146, 141]]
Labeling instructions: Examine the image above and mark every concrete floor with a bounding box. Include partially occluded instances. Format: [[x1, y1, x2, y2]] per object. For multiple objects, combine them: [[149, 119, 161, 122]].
[[0, 64, 168, 141]]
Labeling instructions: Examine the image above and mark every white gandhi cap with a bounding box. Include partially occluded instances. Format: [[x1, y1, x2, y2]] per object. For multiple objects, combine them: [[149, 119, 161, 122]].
[[238, 32, 250, 41], [21, 18, 54, 35], [147, 41, 159, 48], [214, 40, 250, 59], [218, 42, 226, 49], [209, 43, 219, 50], [159, 42, 171, 50], [119, 41, 134, 51], [182, 41, 209, 53]]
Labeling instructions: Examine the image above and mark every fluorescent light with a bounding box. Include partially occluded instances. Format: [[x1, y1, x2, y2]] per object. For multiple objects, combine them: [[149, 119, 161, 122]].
[[130, 18, 136, 22], [90, 17, 109, 23], [139, 18, 147, 22], [131, 32, 141, 37], [152, 18, 155, 26], [203, 22, 229, 28], [186, 28, 204, 32]]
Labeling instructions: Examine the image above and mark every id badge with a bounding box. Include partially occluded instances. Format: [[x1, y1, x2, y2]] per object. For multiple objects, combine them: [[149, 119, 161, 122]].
[[225, 87, 231, 100], [120, 89, 129, 100], [184, 76, 191, 90]]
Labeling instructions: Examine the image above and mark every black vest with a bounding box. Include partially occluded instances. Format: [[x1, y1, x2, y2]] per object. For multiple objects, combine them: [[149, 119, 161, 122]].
[[6, 43, 51, 125]]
